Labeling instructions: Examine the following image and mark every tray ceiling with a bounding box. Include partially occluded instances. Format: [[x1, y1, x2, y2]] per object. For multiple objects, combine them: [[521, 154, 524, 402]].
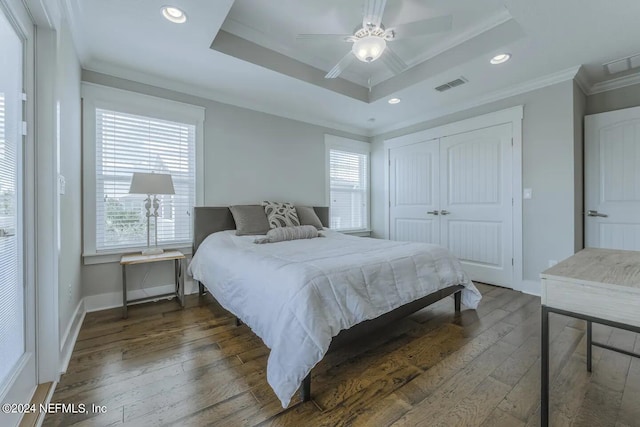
[[67, 0, 640, 135]]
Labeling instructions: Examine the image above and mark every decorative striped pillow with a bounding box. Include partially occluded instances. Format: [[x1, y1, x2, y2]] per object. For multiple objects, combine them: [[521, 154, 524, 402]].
[[262, 201, 300, 228], [254, 225, 321, 244]]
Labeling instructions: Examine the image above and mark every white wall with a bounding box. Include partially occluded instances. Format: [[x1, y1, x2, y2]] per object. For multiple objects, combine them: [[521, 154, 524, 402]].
[[586, 82, 640, 115], [80, 71, 368, 299], [371, 80, 581, 283], [56, 19, 82, 344], [573, 81, 586, 252]]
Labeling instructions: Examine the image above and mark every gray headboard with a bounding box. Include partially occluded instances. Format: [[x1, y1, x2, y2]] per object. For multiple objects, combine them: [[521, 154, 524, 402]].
[[192, 206, 329, 253]]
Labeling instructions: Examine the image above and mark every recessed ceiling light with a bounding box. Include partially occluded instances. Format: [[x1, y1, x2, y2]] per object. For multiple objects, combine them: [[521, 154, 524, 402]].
[[490, 53, 511, 65], [388, 98, 401, 104], [161, 6, 187, 23]]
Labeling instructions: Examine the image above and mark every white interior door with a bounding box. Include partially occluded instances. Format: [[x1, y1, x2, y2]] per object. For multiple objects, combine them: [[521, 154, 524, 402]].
[[585, 107, 640, 249], [0, 6, 36, 425], [439, 124, 513, 286], [389, 139, 440, 243]]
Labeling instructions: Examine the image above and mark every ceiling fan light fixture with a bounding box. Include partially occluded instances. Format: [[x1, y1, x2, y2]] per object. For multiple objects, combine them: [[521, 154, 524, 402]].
[[490, 53, 511, 65], [352, 35, 386, 63], [161, 6, 187, 23]]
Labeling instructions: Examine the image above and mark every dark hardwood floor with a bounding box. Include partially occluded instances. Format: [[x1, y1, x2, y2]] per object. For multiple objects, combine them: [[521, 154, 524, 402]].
[[43, 284, 640, 426]]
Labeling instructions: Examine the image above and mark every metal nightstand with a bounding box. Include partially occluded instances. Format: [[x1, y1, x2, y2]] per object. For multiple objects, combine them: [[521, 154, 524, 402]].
[[120, 250, 185, 319]]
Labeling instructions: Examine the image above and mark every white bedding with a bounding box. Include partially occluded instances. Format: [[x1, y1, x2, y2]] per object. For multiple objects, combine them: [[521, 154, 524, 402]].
[[188, 229, 481, 407]]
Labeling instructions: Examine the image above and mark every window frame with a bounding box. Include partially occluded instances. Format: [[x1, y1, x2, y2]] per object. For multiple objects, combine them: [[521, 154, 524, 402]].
[[324, 134, 371, 233], [82, 83, 204, 264]]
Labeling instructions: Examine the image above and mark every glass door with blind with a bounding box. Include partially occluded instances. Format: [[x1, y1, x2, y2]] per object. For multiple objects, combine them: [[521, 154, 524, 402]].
[[0, 5, 36, 424]]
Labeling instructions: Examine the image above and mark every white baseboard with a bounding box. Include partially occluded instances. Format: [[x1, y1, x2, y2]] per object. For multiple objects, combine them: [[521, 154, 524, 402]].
[[55, 279, 198, 379], [35, 381, 57, 427], [59, 298, 86, 374], [84, 279, 198, 313], [518, 279, 541, 296]]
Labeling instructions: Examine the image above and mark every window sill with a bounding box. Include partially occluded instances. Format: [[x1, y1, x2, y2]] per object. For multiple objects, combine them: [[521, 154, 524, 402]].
[[337, 229, 372, 237], [83, 245, 193, 265]]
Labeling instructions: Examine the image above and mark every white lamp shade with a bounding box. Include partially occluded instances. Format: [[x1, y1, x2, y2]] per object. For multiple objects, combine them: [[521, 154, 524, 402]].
[[352, 36, 386, 63], [128, 172, 175, 195]]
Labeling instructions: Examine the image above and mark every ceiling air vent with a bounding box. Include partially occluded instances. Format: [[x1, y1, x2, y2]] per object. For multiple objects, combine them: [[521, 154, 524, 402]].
[[435, 77, 468, 92], [604, 53, 640, 75]]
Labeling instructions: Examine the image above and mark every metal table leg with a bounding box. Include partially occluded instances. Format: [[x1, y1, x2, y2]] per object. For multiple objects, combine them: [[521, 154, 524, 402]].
[[174, 259, 185, 308], [178, 258, 185, 307], [122, 264, 128, 319], [174, 259, 178, 296], [541, 305, 550, 427], [587, 320, 592, 372]]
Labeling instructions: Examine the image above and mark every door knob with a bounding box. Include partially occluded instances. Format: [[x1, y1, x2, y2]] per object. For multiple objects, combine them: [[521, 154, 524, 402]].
[[586, 210, 608, 218], [440, 210, 450, 215], [427, 211, 439, 215]]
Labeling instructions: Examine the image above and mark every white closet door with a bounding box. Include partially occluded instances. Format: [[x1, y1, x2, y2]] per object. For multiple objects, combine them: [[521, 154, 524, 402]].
[[389, 140, 440, 244], [439, 123, 513, 286], [585, 107, 640, 249]]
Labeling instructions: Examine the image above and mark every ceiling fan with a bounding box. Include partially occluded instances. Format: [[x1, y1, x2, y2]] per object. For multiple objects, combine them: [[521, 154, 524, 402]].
[[296, 0, 453, 79]]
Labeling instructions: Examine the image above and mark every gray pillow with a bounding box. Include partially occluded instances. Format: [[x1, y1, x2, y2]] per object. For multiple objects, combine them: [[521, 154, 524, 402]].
[[295, 206, 324, 230], [229, 205, 270, 236], [254, 225, 321, 244]]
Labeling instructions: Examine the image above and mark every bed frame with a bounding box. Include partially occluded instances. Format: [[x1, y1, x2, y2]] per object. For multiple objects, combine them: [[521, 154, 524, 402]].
[[192, 206, 463, 403]]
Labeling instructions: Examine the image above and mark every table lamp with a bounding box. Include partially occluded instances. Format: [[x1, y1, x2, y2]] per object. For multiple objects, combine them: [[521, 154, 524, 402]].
[[128, 172, 175, 255]]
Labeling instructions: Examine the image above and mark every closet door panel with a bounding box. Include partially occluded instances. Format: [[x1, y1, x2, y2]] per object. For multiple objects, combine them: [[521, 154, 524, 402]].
[[440, 123, 513, 286], [389, 140, 439, 244]]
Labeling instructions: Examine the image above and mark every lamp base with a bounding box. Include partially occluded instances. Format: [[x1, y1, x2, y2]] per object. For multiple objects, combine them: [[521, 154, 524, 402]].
[[142, 247, 164, 256]]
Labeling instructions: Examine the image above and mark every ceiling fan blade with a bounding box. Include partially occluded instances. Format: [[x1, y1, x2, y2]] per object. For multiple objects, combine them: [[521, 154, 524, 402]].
[[325, 52, 355, 79], [296, 34, 355, 42], [381, 47, 408, 75], [391, 15, 453, 39], [363, 0, 388, 29]]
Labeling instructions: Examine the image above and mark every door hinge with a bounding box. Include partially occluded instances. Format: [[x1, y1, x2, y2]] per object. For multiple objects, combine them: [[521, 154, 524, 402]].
[[512, 258, 514, 266], [511, 137, 513, 146], [389, 200, 391, 207], [512, 197, 514, 206], [22, 92, 27, 102], [21, 121, 27, 136]]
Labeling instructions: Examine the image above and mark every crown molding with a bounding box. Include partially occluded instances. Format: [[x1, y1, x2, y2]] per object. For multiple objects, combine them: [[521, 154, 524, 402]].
[[372, 65, 582, 136], [59, 0, 90, 64], [82, 62, 371, 137], [573, 65, 591, 95], [589, 71, 640, 95], [22, 0, 60, 28]]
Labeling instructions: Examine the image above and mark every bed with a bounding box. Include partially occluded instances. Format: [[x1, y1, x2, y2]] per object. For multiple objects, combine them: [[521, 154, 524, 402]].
[[188, 206, 481, 407]]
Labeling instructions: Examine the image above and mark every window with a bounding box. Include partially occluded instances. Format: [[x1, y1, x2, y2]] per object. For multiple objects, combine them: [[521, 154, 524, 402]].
[[83, 84, 204, 258], [96, 109, 195, 250], [325, 135, 370, 231]]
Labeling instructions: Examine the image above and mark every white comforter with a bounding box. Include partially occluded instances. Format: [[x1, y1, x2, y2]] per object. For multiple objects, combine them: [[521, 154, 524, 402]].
[[188, 230, 481, 407]]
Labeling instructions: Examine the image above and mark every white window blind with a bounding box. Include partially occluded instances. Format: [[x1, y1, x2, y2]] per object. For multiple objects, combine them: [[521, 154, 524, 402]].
[[329, 148, 369, 231], [0, 89, 24, 382], [95, 108, 195, 251]]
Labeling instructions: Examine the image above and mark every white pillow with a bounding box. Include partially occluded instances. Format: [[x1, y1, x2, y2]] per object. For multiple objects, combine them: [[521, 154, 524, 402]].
[[254, 225, 321, 244]]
